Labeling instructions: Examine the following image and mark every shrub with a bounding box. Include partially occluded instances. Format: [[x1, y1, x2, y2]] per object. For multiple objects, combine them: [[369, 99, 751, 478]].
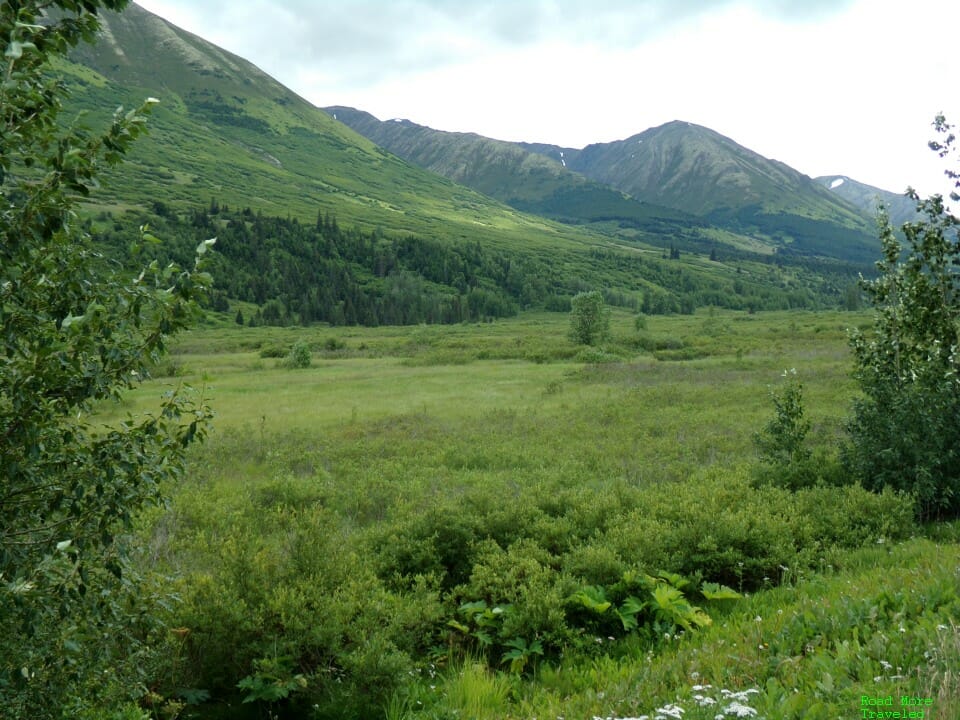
[[452, 538, 573, 661], [753, 369, 814, 487], [258, 342, 288, 358], [160, 515, 444, 719], [0, 2, 212, 715], [285, 339, 312, 368]]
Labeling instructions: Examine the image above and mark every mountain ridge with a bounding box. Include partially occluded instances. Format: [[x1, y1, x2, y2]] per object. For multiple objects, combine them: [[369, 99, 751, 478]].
[[331, 109, 881, 263], [323, 105, 697, 232], [814, 175, 919, 227]]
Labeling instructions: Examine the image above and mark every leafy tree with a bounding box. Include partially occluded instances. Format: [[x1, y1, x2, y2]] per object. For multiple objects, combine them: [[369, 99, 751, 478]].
[[569, 290, 610, 345], [0, 1, 213, 714], [754, 369, 811, 468], [845, 116, 960, 519]]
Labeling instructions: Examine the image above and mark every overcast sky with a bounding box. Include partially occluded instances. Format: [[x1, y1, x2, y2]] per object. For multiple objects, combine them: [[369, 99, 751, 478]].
[[134, 0, 958, 200]]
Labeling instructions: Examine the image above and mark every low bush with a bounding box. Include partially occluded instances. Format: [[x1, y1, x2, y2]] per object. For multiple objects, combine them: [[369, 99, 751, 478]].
[[258, 342, 288, 358], [155, 512, 444, 719], [283, 339, 312, 368]]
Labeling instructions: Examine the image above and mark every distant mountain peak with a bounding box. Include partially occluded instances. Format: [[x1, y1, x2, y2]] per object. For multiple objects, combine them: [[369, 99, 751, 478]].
[[815, 175, 919, 226]]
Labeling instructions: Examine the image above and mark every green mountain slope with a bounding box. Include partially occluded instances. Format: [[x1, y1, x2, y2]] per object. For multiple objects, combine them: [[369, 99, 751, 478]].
[[61, 3, 601, 254], [324, 106, 694, 230], [523, 122, 881, 263], [814, 175, 919, 227]]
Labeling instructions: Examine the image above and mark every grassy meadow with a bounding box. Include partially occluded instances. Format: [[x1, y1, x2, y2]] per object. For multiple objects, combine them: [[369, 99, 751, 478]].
[[98, 308, 960, 719]]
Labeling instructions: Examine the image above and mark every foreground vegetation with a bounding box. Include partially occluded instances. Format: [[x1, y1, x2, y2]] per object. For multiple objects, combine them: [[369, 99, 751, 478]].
[[4, 3, 958, 718], [90, 309, 960, 719]]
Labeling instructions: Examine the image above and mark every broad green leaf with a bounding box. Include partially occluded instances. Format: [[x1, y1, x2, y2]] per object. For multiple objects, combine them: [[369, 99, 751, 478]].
[[571, 585, 611, 613], [701, 582, 741, 600]]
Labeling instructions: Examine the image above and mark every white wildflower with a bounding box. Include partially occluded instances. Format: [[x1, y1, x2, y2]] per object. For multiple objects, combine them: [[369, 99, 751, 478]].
[[723, 700, 758, 717], [654, 704, 684, 719]]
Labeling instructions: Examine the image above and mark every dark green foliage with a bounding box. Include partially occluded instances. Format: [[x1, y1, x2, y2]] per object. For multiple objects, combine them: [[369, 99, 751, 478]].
[[100, 208, 524, 325], [0, 2, 211, 715], [752, 369, 815, 487], [94, 202, 873, 328], [845, 160, 960, 519], [163, 507, 444, 720], [569, 290, 610, 345]]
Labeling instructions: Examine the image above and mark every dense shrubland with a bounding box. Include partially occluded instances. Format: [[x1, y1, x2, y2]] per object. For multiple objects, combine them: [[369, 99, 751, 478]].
[[143, 421, 918, 718]]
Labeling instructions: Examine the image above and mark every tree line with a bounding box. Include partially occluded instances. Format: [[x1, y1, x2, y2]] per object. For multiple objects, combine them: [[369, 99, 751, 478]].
[[95, 202, 862, 327]]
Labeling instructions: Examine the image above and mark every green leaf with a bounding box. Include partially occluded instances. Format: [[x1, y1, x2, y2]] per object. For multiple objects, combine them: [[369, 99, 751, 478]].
[[655, 570, 690, 590], [615, 595, 646, 631], [473, 630, 493, 647], [701, 582, 741, 600], [447, 619, 470, 634], [571, 585, 611, 613], [459, 600, 488, 616]]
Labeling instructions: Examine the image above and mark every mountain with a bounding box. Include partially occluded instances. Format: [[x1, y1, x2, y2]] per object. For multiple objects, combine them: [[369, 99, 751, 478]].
[[62, 2, 599, 255], [50, 3, 871, 322], [331, 107, 880, 265], [521, 122, 880, 263], [815, 175, 919, 228], [324, 106, 695, 231]]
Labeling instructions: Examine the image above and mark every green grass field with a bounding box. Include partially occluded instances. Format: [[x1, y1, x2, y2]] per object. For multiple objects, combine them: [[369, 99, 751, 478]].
[[100, 308, 960, 720]]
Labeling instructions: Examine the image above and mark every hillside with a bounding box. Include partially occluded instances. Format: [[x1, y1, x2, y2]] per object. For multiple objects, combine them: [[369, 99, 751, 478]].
[[324, 106, 695, 230], [523, 122, 881, 263], [61, 3, 605, 255], [815, 174, 920, 227]]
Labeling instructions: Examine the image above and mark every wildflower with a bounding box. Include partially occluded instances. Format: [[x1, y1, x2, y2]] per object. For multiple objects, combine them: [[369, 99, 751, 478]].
[[723, 700, 759, 717], [654, 703, 684, 718], [721, 689, 760, 701]]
